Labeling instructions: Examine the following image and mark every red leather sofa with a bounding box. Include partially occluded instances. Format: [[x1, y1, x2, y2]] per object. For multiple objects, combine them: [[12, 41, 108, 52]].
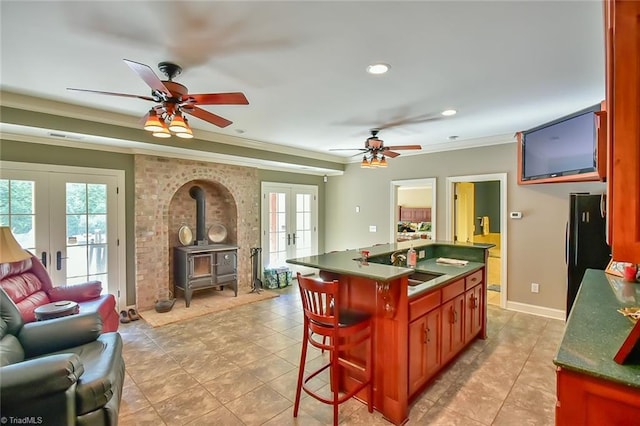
[[0, 254, 119, 332]]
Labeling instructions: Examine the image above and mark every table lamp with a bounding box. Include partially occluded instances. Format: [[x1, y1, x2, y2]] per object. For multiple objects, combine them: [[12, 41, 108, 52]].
[[0, 226, 31, 263]]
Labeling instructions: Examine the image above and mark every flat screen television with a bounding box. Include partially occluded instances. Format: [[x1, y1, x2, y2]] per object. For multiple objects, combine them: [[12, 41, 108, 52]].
[[518, 103, 606, 184]]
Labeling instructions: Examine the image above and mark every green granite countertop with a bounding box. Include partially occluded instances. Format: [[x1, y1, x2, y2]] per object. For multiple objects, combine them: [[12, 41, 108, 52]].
[[408, 258, 485, 298], [286, 241, 489, 296], [553, 269, 640, 388]]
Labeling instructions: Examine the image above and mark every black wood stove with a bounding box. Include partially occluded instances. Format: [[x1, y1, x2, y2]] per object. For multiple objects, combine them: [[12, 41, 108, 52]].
[[173, 185, 238, 307]]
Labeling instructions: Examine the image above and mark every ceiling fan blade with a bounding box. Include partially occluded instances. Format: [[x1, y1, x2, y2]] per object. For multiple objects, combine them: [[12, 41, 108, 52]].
[[123, 59, 170, 96], [385, 151, 401, 158], [184, 105, 233, 128], [187, 92, 249, 105], [67, 88, 155, 102], [377, 114, 442, 130], [385, 145, 422, 150]]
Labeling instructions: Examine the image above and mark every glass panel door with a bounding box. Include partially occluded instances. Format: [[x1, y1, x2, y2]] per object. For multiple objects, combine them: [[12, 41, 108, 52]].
[[261, 183, 318, 276], [64, 182, 109, 285], [1, 162, 123, 306]]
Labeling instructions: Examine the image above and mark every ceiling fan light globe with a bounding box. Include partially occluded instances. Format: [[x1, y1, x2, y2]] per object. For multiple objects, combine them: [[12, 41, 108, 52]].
[[143, 115, 164, 132], [371, 156, 381, 167], [361, 156, 371, 168], [176, 129, 194, 139], [152, 127, 171, 138], [380, 156, 388, 167], [168, 114, 188, 133]]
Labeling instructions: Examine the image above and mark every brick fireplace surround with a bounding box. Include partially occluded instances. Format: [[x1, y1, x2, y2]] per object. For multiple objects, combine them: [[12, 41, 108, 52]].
[[134, 155, 260, 310]]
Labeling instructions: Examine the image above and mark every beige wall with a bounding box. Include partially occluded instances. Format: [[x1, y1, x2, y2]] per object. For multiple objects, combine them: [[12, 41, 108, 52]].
[[325, 142, 606, 313], [398, 187, 432, 208]]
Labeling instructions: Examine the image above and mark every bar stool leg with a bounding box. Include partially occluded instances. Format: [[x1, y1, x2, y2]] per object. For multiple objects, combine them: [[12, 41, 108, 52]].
[[294, 319, 309, 417], [331, 344, 339, 426]]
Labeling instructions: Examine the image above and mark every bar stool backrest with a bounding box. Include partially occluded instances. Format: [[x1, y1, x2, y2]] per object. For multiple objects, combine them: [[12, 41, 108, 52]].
[[297, 274, 339, 331]]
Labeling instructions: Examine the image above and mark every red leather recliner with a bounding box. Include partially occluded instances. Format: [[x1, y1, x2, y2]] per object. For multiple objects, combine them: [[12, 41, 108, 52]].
[[0, 254, 119, 332]]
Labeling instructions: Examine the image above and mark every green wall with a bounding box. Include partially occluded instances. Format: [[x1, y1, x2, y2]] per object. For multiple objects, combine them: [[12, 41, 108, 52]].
[[1, 139, 326, 305]]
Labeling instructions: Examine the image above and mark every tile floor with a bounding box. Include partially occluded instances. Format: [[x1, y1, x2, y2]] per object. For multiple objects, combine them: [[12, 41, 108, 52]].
[[118, 283, 564, 425]]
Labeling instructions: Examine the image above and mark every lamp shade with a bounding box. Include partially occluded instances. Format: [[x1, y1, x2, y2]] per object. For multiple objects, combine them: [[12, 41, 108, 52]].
[[0, 226, 30, 263], [143, 112, 164, 132], [176, 128, 193, 138], [168, 113, 188, 133], [152, 127, 172, 138]]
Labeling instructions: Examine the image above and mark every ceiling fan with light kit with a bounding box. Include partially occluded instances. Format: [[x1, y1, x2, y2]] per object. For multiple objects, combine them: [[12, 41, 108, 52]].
[[330, 129, 422, 168], [67, 59, 249, 139]]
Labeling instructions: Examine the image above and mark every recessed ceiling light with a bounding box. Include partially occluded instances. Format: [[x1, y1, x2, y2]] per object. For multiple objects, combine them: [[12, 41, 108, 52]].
[[441, 109, 457, 116], [367, 63, 390, 75]]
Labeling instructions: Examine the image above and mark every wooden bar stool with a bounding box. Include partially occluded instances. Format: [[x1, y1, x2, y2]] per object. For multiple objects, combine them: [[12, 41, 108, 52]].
[[294, 273, 373, 425]]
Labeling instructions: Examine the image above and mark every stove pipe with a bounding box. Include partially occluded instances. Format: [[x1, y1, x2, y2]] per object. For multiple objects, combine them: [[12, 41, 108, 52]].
[[189, 186, 206, 243]]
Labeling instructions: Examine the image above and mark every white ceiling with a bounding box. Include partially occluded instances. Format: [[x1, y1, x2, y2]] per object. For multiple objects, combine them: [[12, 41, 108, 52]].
[[0, 1, 605, 161]]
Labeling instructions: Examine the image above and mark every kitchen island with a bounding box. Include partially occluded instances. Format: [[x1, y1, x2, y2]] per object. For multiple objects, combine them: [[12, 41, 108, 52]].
[[287, 240, 493, 425]]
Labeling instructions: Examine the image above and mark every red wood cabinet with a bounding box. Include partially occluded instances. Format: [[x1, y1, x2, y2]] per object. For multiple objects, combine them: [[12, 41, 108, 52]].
[[408, 269, 486, 399], [556, 367, 640, 425], [605, 0, 640, 264], [408, 308, 441, 395], [399, 207, 431, 223], [465, 283, 483, 343], [441, 293, 466, 364]]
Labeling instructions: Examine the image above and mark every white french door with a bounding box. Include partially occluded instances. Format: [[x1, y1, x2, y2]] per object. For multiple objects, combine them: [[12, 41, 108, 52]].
[[261, 183, 318, 275], [0, 161, 125, 307]]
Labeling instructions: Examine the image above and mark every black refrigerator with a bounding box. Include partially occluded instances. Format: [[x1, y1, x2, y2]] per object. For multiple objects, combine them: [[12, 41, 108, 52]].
[[566, 193, 611, 317]]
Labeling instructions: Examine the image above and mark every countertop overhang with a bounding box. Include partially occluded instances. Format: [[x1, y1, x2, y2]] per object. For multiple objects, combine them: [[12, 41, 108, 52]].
[[286, 240, 491, 296]]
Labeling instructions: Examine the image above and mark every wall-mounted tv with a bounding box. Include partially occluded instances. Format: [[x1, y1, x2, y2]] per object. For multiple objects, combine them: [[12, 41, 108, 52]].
[[517, 103, 607, 184]]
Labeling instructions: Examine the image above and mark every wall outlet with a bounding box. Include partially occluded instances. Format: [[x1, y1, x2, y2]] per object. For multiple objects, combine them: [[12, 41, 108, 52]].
[[531, 283, 540, 293], [418, 250, 426, 259], [369, 225, 377, 232]]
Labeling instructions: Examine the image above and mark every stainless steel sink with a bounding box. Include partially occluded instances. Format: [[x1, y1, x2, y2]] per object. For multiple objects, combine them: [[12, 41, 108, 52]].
[[407, 271, 443, 286]]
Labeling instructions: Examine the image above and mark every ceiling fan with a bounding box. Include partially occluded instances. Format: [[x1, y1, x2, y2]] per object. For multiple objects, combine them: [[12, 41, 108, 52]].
[[330, 129, 422, 168], [67, 59, 249, 138]]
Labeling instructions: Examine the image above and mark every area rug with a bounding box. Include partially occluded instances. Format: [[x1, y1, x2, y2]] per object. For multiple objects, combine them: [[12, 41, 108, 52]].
[[487, 284, 501, 292], [138, 288, 279, 328]]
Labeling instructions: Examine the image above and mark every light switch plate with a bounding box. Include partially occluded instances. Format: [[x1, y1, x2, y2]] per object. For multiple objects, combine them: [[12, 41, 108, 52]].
[[369, 225, 377, 232]]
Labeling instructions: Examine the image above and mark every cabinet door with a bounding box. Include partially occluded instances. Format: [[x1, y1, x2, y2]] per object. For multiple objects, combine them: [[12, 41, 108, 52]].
[[441, 294, 465, 363], [465, 284, 483, 343], [409, 316, 428, 395], [607, 0, 640, 264], [556, 367, 640, 425], [408, 309, 441, 396]]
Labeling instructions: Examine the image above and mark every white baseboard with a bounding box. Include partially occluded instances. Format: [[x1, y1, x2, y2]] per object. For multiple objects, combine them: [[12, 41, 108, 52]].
[[505, 301, 566, 321]]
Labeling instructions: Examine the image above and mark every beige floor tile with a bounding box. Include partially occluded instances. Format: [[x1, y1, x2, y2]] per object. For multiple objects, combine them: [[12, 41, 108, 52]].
[[224, 384, 293, 425], [153, 384, 222, 425], [202, 367, 263, 404]]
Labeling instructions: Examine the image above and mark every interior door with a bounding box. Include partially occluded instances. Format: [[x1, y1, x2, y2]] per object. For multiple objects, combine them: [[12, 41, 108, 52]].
[[0, 162, 124, 306], [261, 183, 318, 276], [454, 182, 475, 243]]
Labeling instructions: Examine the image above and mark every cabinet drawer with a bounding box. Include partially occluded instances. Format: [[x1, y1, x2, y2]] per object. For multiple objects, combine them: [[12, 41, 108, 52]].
[[465, 270, 483, 290], [409, 290, 441, 322], [442, 279, 465, 302]]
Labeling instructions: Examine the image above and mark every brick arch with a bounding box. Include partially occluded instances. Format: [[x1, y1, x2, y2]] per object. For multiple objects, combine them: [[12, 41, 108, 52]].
[[134, 155, 259, 310]]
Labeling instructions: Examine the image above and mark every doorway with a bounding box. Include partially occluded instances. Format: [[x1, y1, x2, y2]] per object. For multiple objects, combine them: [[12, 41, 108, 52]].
[[261, 182, 318, 276], [446, 173, 507, 308], [0, 161, 126, 308], [390, 178, 437, 244]]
